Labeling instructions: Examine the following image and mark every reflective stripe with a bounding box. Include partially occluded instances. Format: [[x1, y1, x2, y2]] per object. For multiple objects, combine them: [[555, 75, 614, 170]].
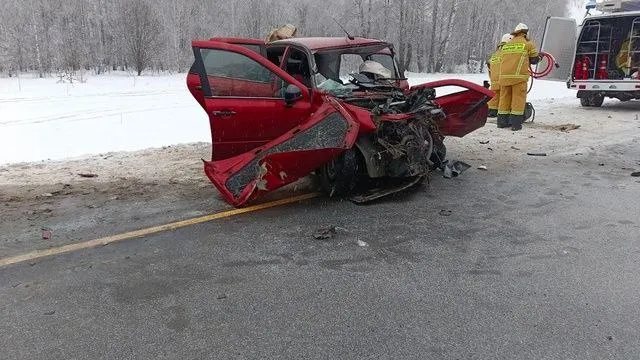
[[501, 43, 526, 53], [497, 111, 510, 115], [490, 55, 502, 64], [515, 55, 525, 76], [500, 75, 529, 79], [511, 111, 525, 115]]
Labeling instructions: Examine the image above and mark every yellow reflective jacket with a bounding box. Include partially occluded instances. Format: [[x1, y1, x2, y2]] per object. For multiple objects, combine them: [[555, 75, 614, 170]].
[[499, 34, 539, 86], [616, 38, 639, 75], [487, 44, 504, 90]]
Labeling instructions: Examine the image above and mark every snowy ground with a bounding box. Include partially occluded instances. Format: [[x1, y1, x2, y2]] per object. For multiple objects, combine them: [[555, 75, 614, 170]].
[[1, 71, 573, 166], [0, 72, 210, 165]]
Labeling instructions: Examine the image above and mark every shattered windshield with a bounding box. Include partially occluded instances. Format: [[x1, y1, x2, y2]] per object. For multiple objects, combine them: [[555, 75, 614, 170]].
[[313, 45, 398, 96]]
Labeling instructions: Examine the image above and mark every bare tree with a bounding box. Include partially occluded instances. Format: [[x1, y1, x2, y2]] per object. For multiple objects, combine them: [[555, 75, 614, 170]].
[[0, 0, 573, 76], [119, 0, 160, 76]]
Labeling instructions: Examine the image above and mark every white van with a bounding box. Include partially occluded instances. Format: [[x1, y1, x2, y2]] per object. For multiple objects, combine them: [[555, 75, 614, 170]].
[[541, 0, 640, 107]]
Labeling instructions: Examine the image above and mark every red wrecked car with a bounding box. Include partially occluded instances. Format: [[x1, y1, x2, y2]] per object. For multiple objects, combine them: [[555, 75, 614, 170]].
[[187, 36, 494, 207]]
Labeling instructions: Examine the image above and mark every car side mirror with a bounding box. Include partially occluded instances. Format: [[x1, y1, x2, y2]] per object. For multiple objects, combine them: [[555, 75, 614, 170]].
[[284, 84, 303, 107]]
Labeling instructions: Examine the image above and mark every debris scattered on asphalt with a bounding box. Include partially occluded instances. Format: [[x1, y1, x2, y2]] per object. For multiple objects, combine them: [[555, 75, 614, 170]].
[[87, 204, 97, 209], [11, 283, 21, 288], [439, 209, 452, 216], [511, 146, 521, 151], [479, 140, 490, 144], [544, 123, 581, 132], [631, 172, 640, 177], [442, 160, 471, 179], [41, 228, 52, 240], [313, 226, 337, 240], [599, 163, 605, 166], [607, 335, 614, 341], [40, 193, 53, 198], [43, 310, 56, 315], [527, 152, 547, 157], [78, 173, 98, 178], [109, 196, 119, 201], [487, 147, 493, 151], [477, 165, 487, 170], [607, 115, 612, 119], [217, 294, 227, 300], [357, 240, 369, 247]]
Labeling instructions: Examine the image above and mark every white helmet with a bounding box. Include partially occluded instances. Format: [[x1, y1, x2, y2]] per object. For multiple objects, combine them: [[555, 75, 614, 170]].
[[359, 60, 392, 79], [514, 23, 529, 33], [501, 33, 513, 43]]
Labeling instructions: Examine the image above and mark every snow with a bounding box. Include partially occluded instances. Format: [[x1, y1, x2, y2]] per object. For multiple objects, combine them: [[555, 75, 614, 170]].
[[0, 73, 209, 165], [0, 71, 575, 165]]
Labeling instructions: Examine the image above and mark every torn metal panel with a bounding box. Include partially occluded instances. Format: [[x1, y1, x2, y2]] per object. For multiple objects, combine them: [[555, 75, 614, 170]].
[[410, 79, 494, 137], [203, 102, 359, 207]]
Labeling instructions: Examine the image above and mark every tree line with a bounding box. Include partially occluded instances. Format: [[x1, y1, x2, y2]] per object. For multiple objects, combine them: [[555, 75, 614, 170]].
[[0, 0, 572, 77]]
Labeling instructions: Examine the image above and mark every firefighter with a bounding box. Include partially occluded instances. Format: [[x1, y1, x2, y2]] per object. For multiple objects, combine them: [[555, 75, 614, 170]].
[[498, 23, 541, 131], [487, 33, 514, 119]]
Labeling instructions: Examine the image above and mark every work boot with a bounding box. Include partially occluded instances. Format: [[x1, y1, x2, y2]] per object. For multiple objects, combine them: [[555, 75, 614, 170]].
[[510, 114, 524, 131], [488, 109, 498, 118], [497, 114, 510, 128]]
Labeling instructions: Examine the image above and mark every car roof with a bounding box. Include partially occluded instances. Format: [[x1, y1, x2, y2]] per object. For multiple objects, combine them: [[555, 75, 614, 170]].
[[270, 37, 392, 51]]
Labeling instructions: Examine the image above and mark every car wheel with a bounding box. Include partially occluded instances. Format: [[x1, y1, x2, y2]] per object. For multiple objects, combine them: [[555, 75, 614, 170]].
[[580, 97, 591, 107], [319, 148, 362, 198]]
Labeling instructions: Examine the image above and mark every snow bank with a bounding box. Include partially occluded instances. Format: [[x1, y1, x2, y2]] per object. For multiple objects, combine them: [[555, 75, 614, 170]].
[[0, 72, 575, 165]]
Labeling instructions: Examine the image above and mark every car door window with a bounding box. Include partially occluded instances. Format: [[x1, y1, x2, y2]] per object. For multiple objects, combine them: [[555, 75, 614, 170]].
[[283, 48, 312, 88], [200, 48, 290, 98]]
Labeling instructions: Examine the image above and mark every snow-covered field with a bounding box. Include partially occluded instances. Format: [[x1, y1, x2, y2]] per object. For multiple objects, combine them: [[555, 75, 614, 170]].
[[0, 71, 575, 165], [0, 73, 210, 165]]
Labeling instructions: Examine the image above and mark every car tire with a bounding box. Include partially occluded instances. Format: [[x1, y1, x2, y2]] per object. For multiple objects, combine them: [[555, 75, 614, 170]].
[[580, 97, 591, 107], [590, 94, 604, 107], [319, 148, 362, 198]]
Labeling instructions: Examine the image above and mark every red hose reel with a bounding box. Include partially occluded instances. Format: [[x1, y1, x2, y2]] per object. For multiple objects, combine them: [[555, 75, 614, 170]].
[[528, 52, 557, 79]]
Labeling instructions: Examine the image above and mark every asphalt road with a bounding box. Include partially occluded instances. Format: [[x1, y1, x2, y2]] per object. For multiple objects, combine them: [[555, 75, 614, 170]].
[[2, 113, 640, 359]]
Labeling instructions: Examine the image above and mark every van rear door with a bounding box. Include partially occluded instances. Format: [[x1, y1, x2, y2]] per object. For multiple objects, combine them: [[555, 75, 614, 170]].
[[539, 17, 578, 81]]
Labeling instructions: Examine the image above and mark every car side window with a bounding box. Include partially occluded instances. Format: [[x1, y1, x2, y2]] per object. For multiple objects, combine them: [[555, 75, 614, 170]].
[[200, 48, 290, 98], [283, 48, 312, 88]]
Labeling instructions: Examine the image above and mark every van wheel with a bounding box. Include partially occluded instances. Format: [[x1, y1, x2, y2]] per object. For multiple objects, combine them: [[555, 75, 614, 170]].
[[319, 148, 362, 198], [590, 94, 604, 107], [580, 97, 591, 107]]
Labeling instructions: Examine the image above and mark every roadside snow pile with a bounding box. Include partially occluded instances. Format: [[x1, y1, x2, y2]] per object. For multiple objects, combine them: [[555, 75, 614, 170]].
[[0, 72, 575, 165]]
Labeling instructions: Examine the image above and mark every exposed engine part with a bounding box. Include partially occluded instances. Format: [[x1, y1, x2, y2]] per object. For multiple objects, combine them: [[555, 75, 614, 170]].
[[349, 86, 444, 187]]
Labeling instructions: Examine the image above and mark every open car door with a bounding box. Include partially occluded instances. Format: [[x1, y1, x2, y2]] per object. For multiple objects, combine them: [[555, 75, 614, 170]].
[[191, 40, 314, 160], [410, 79, 495, 137], [191, 41, 360, 207]]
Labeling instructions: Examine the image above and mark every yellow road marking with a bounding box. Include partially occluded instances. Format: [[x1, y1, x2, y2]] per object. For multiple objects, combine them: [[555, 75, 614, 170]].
[[0, 192, 319, 268]]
